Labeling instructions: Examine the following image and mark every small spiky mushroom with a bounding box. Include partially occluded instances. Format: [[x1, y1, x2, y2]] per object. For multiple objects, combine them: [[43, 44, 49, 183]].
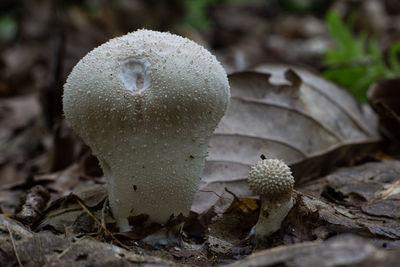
[[248, 159, 294, 241]]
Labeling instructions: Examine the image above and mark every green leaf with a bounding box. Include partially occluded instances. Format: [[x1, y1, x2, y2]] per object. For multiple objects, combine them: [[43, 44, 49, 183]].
[[323, 10, 400, 102], [0, 15, 17, 41]]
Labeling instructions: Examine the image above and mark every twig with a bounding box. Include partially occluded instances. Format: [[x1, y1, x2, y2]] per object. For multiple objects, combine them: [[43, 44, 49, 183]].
[[380, 180, 400, 200], [224, 187, 256, 212], [76, 198, 131, 250], [7, 225, 23, 267], [224, 187, 240, 202], [97, 197, 109, 237], [57, 244, 73, 259], [198, 189, 223, 198]]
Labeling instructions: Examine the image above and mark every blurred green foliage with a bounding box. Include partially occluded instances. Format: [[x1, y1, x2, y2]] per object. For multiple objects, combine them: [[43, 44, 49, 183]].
[[182, 0, 255, 30], [0, 15, 17, 41], [323, 10, 400, 102], [182, 0, 215, 30]]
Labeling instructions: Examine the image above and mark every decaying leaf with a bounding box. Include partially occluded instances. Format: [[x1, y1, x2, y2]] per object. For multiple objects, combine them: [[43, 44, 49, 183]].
[[33, 163, 92, 201], [226, 234, 400, 267], [286, 192, 400, 243], [300, 160, 400, 223], [0, 215, 176, 266], [290, 139, 381, 184], [15, 185, 50, 225], [34, 184, 107, 234], [194, 64, 380, 214]]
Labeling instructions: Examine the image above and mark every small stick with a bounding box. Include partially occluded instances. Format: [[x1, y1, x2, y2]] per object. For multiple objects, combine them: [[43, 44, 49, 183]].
[[57, 244, 73, 259], [76, 198, 131, 250], [225, 187, 240, 202], [199, 189, 223, 198]]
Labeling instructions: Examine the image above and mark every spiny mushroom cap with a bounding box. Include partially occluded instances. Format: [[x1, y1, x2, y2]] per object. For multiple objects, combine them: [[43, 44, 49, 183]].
[[248, 159, 294, 197]]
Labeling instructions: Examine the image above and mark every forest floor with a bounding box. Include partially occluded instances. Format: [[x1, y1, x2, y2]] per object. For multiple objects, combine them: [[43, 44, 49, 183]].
[[1, 0, 400, 266]]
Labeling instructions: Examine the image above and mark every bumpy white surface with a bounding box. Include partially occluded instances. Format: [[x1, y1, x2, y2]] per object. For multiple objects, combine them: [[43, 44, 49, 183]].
[[63, 29, 230, 231], [248, 159, 294, 240], [248, 159, 294, 197], [255, 196, 293, 239]]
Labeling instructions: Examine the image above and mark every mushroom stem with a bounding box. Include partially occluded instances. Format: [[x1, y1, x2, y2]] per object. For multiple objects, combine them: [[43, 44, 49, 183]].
[[100, 137, 209, 232], [255, 193, 293, 240]]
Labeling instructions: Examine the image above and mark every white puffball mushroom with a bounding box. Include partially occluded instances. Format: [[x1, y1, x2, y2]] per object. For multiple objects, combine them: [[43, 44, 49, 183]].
[[248, 159, 294, 241], [63, 29, 230, 232]]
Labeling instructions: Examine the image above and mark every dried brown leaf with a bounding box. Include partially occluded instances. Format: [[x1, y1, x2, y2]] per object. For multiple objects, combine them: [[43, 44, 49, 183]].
[[15, 185, 50, 225], [0, 215, 175, 266], [300, 160, 400, 221], [194, 64, 380, 214], [225, 234, 400, 267], [34, 185, 107, 234]]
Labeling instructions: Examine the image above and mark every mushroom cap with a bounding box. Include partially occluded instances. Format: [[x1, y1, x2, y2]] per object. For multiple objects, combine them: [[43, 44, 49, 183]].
[[248, 159, 294, 197], [63, 29, 230, 144], [63, 29, 231, 178]]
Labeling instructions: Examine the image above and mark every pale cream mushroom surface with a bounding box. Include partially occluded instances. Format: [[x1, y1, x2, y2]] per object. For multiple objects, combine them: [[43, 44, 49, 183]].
[[248, 159, 295, 241], [63, 29, 230, 232]]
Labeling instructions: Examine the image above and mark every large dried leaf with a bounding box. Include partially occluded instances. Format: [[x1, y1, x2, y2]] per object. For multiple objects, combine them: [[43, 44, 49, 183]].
[[288, 191, 400, 242], [194, 64, 380, 214], [225, 234, 400, 267], [300, 160, 400, 222]]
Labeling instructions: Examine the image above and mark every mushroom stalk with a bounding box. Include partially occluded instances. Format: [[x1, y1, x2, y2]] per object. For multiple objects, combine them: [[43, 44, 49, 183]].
[[63, 30, 230, 232], [255, 193, 293, 239]]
